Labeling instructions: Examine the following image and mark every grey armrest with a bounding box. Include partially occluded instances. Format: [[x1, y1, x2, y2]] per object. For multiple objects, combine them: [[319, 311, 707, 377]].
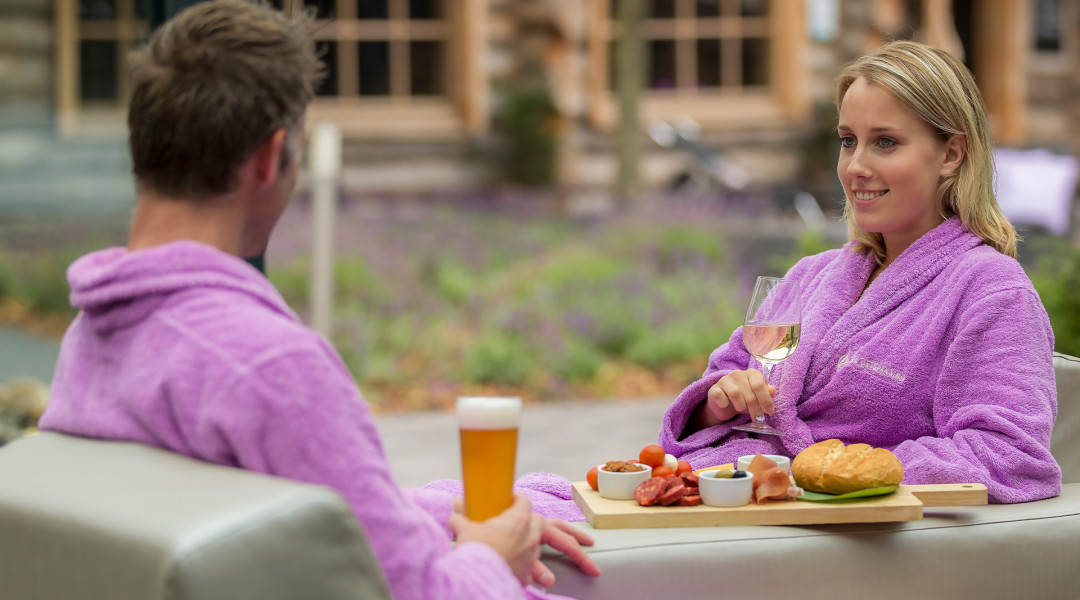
[[0, 432, 391, 600], [1053, 352, 1080, 484]]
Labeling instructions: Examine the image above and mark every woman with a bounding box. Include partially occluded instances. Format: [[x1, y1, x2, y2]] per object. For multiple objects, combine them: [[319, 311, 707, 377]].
[[660, 40, 1060, 503]]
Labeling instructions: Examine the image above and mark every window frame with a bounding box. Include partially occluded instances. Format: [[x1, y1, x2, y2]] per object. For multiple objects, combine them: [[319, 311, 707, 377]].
[[1029, 0, 1075, 75], [54, 0, 489, 139], [585, 0, 808, 130], [305, 0, 488, 138]]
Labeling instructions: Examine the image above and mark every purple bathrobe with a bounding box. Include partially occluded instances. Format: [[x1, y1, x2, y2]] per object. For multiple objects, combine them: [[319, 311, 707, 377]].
[[662, 217, 1061, 503], [39, 242, 572, 600]]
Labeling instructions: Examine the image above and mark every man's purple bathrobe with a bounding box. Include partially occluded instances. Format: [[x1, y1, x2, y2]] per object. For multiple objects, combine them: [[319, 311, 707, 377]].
[[662, 217, 1061, 503]]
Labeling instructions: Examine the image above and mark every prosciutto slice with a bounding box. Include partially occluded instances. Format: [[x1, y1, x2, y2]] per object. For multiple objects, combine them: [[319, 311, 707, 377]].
[[746, 454, 802, 504]]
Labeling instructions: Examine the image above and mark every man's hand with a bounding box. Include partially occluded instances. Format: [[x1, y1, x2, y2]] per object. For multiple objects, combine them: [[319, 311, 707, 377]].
[[529, 518, 601, 587], [449, 494, 543, 585]]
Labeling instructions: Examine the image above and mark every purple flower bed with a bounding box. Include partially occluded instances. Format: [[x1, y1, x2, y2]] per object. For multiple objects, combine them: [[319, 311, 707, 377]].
[[266, 191, 824, 410]]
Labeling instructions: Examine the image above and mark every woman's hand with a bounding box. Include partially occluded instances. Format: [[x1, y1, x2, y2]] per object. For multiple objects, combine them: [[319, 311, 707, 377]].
[[692, 369, 776, 430], [449, 494, 543, 584], [528, 518, 601, 587]]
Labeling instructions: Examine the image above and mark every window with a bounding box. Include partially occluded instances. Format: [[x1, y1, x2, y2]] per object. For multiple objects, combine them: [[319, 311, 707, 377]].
[[54, 0, 487, 138], [588, 0, 807, 129], [54, 0, 148, 132], [1027, 0, 1075, 82], [1033, 0, 1062, 53], [303, 0, 487, 138]]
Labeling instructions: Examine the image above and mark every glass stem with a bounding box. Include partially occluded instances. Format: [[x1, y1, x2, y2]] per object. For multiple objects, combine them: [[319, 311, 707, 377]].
[[757, 360, 772, 424]]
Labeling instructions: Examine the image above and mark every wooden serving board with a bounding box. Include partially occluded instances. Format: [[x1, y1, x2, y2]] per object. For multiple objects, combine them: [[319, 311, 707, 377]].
[[571, 482, 987, 529]]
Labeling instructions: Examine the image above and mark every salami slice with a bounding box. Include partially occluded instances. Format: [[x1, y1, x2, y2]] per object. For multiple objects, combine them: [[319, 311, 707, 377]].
[[634, 476, 667, 506], [680, 472, 699, 488], [658, 476, 686, 506], [677, 494, 702, 506]]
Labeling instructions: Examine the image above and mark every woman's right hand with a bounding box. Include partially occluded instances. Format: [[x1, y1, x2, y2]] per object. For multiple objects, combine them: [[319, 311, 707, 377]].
[[449, 494, 543, 585], [695, 369, 776, 429]]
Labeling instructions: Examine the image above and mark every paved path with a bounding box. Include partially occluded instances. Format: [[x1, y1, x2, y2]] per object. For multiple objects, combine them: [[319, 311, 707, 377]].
[[374, 397, 672, 488], [0, 326, 59, 383]]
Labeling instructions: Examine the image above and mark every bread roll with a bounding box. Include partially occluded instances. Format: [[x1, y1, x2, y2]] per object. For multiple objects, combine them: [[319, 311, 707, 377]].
[[792, 439, 904, 494]]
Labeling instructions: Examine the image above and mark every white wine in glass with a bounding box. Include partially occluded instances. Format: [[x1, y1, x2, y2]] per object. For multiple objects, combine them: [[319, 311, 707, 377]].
[[732, 277, 802, 436]]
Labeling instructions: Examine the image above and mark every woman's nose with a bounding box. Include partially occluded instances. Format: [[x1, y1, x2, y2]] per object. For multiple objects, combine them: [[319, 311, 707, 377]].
[[845, 148, 871, 179]]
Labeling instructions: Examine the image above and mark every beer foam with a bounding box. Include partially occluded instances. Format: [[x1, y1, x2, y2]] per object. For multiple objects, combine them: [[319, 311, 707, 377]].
[[456, 396, 521, 430]]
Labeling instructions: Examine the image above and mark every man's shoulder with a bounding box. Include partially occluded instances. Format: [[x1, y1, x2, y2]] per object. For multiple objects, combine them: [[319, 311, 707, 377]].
[[157, 286, 325, 365]]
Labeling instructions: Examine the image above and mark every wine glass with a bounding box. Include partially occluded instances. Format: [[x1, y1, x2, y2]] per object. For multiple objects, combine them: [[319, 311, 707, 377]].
[[732, 276, 802, 436]]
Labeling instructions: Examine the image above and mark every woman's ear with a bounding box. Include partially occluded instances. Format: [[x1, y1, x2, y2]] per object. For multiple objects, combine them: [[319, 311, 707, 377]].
[[940, 134, 966, 177]]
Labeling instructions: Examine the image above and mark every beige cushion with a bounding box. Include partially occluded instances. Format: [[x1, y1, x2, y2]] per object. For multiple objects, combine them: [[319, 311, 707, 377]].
[[0, 432, 391, 600], [545, 484, 1080, 600], [542, 352, 1080, 600], [1053, 352, 1080, 483]]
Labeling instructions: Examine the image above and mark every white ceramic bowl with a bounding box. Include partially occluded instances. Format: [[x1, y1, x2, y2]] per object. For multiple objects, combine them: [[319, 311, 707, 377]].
[[737, 454, 790, 473], [597, 462, 653, 500], [698, 470, 754, 507]]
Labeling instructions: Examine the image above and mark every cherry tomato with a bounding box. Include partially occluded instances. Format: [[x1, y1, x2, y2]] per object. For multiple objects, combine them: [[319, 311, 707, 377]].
[[587, 466, 599, 491], [639, 444, 666, 468], [652, 464, 677, 478], [676, 460, 693, 476]]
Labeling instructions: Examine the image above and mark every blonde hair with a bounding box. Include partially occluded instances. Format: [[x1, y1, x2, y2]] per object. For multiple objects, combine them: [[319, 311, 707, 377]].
[[835, 40, 1017, 260]]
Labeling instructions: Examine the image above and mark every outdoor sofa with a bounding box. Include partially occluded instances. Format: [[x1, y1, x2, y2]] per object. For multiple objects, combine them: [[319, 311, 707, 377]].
[[1, 353, 1078, 600]]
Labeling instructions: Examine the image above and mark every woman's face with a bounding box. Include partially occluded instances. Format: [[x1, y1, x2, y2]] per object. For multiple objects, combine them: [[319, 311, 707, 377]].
[[837, 77, 962, 256]]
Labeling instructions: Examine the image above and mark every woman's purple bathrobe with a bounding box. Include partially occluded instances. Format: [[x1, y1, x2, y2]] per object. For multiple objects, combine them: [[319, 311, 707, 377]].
[[661, 217, 1061, 503]]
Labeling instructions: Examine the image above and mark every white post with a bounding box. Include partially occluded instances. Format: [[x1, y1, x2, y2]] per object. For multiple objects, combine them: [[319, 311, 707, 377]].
[[308, 122, 342, 337]]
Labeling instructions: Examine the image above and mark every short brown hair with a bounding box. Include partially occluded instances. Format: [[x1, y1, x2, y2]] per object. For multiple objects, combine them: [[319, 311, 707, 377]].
[[128, 0, 323, 198]]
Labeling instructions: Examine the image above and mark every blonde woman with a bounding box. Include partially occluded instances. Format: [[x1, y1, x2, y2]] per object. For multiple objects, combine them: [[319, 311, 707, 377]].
[[662, 41, 1060, 503]]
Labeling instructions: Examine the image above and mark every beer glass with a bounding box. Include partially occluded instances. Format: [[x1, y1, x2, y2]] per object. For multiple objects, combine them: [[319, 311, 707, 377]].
[[456, 396, 521, 521]]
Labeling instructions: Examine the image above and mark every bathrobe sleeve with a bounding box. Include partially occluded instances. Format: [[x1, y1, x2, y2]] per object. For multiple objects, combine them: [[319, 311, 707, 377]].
[[659, 252, 837, 459], [204, 339, 528, 600], [892, 281, 1061, 503]]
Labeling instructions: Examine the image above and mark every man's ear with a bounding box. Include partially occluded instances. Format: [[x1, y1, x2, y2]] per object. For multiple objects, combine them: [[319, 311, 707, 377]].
[[252, 128, 289, 185], [940, 134, 966, 177]]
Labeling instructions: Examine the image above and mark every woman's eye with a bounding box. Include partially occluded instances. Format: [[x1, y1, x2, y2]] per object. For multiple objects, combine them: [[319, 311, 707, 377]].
[[878, 137, 897, 148], [839, 136, 855, 148]]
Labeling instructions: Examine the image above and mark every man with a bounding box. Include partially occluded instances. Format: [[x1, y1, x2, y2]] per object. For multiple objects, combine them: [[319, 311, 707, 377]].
[[39, 2, 597, 598]]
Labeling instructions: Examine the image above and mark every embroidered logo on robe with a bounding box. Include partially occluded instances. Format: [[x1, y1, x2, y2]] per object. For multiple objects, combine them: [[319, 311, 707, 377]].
[[838, 351, 907, 383]]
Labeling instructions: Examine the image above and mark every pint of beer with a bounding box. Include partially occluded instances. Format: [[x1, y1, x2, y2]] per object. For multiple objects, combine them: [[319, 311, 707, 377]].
[[456, 396, 521, 522]]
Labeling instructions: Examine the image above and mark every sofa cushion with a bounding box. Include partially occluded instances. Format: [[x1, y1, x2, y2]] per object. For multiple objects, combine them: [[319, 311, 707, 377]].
[[1053, 352, 1080, 483], [0, 432, 391, 600]]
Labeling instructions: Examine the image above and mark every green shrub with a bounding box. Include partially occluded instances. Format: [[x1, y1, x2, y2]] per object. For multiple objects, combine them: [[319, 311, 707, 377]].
[[0, 254, 17, 299], [268, 260, 310, 308], [547, 340, 605, 382], [424, 258, 474, 306], [768, 228, 839, 274], [495, 78, 559, 187], [464, 334, 535, 387], [1029, 240, 1080, 357], [20, 253, 76, 314]]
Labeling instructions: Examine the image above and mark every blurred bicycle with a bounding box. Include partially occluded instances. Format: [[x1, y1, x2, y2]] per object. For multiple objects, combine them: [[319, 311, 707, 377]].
[[649, 117, 826, 230]]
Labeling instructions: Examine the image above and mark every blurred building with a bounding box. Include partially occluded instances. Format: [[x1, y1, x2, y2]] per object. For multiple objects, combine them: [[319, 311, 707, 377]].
[[1, 0, 1077, 205]]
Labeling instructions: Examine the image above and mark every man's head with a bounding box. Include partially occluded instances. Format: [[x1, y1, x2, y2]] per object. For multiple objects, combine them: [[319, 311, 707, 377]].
[[128, 0, 323, 199]]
